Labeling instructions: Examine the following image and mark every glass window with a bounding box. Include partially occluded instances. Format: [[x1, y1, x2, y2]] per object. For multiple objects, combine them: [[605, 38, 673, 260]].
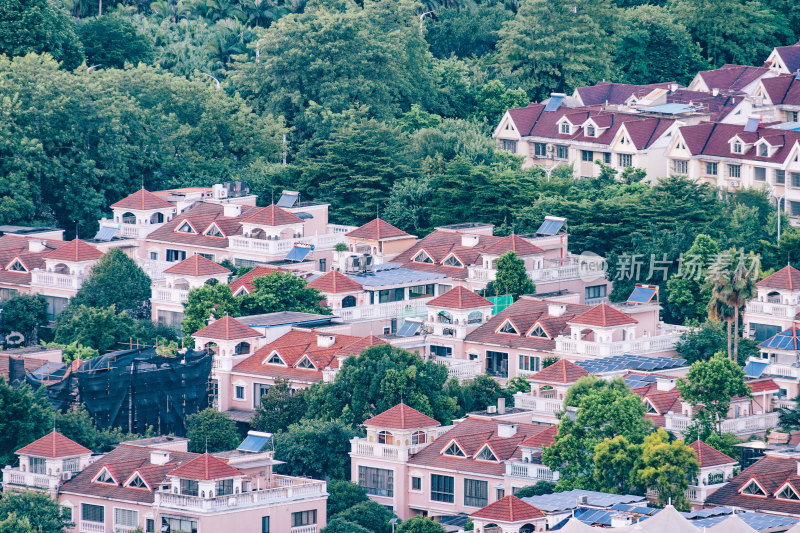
[[475, 446, 498, 462], [443, 442, 465, 457], [672, 160, 688, 175], [603, 152, 611, 164], [378, 288, 405, 303], [62, 458, 79, 473], [618, 154, 632, 168], [378, 431, 394, 445], [291, 510, 317, 527], [409, 284, 435, 299], [581, 150, 594, 162], [705, 162, 718, 175], [0, 288, 18, 302], [519, 355, 541, 371], [431, 474, 455, 503], [585, 285, 607, 300], [114, 508, 138, 528], [560, 123, 570, 134], [149, 252, 158, 261], [467, 311, 483, 324], [166, 249, 186, 262], [43, 295, 69, 321], [162, 517, 198, 533], [758, 144, 768, 157], [82, 504, 104, 524], [430, 345, 453, 358], [728, 164, 741, 178], [500, 139, 517, 152], [534, 143, 547, 157], [412, 431, 426, 445], [235, 386, 245, 400], [464, 479, 489, 507], [216, 479, 233, 496], [358, 466, 394, 497], [29, 457, 46, 474], [196, 252, 215, 261], [497, 488, 505, 500], [586, 125, 596, 137], [180, 479, 199, 496], [556, 145, 569, 159], [789, 111, 799, 122], [733, 141, 742, 153], [262, 517, 270, 533], [777, 169, 786, 184], [754, 167, 767, 182], [486, 351, 509, 378], [411, 476, 422, 491], [792, 173, 800, 188]]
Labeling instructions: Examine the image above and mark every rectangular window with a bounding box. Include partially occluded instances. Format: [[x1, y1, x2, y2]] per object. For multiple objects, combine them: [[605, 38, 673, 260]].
[[464, 479, 488, 508], [319, 258, 327, 272], [409, 284, 435, 299], [518, 355, 541, 372], [585, 284, 607, 300], [29, 457, 46, 474], [235, 386, 245, 400], [603, 152, 611, 164], [706, 162, 718, 175], [556, 145, 569, 159], [62, 458, 80, 473], [672, 160, 688, 175], [254, 384, 270, 408], [728, 164, 741, 178], [291, 510, 317, 527], [788, 111, 799, 122], [792, 173, 800, 188], [777, 169, 786, 184], [147, 519, 155, 533], [216, 479, 233, 496], [262, 517, 270, 533], [560, 123, 570, 134], [497, 488, 505, 500], [114, 508, 138, 528], [166, 249, 187, 262], [378, 288, 405, 303], [500, 139, 517, 152], [162, 517, 197, 533], [82, 504, 104, 524], [196, 252, 215, 261], [430, 345, 453, 358], [754, 167, 767, 182], [618, 154, 632, 168], [358, 466, 394, 497], [581, 150, 594, 162], [486, 351, 509, 378], [791, 201, 800, 217], [234, 258, 262, 268], [156, 310, 184, 328], [411, 477, 422, 491], [61, 507, 72, 522], [180, 479, 199, 496], [431, 474, 455, 503], [43, 295, 69, 321], [149, 252, 158, 261], [0, 288, 18, 302], [534, 143, 547, 157]]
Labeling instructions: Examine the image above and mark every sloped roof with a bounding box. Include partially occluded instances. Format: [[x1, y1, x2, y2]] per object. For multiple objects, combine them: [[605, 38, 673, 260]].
[[243, 205, 303, 226], [229, 266, 285, 295], [482, 234, 545, 257], [44, 239, 103, 262], [345, 218, 411, 240], [168, 453, 242, 480], [689, 440, 736, 468], [761, 74, 800, 106], [519, 424, 559, 449], [774, 42, 800, 74], [111, 189, 174, 210], [16, 431, 91, 458], [575, 81, 676, 106], [427, 286, 493, 309], [307, 270, 363, 294], [749, 379, 780, 394], [363, 403, 440, 429], [706, 456, 800, 513], [528, 359, 589, 384], [192, 315, 261, 340], [334, 335, 387, 357], [758, 266, 800, 290], [470, 495, 545, 522], [163, 254, 231, 277], [147, 203, 262, 249], [570, 303, 637, 327], [696, 64, 771, 92]]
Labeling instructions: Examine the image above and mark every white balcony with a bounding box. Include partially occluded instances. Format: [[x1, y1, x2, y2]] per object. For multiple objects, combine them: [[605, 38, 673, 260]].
[[554, 329, 685, 357], [512, 394, 564, 417], [228, 228, 353, 256], [336, 299, 431, 322], [291, 526, 318, 533], [350, 439, 428, 462], [507, 462, 559, 482], [152, 286, 190, 304], [2, 467, 60, 491], [30, 270, 84, 291], [434, 357, 482, 380], [154, 476, 326, 513], [98, 219, 161, 240], [746, 300, 799, 319], [664, 411, 780, 436], [528, 264, 581, 283], [79, 521, 105, 533]]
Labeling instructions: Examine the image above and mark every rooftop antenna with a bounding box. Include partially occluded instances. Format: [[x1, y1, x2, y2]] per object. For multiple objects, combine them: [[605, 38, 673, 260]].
[[205, 437, 208, 453]]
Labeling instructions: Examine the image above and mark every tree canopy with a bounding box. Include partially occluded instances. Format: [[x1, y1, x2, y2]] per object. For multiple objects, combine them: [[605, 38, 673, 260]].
[[185, 408, 240, 453], [71, 248, 152, 318]]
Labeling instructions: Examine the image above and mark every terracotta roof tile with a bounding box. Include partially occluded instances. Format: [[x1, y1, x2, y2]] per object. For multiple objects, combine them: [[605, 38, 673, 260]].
[[163, 255, 231, 277], [758, 266, 800, 291], [528, 359, 589, 384], [570, 303, 637, 327], [334, 335, 387, 357], [307, 271, 363, 294], [192, 315, 261, 340], [689, 440, 736, 468], [146, 203, 261, 249], [363, 403, 440, 429], [428, 286, 493, 309], [111, 189, 174, 211], [519, 425, 558, 448], [345, 218, 411, 240], [576, 81, 676, 106], [17, 431, 91, 458], [706, 456, 800, 513], [168, 453, 242, 480], [44, 239, 103, 262], [748, 379, 780, 394], [470, 495, 545, 522], [482, 235, 545, 257], [229, 266, 285, 295], [243, 205, 303, 226]]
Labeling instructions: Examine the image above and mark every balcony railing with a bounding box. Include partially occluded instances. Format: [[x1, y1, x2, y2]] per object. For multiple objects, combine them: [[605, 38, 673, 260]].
[[337, 299, 431, 322], [746, 300, 798, 319], [434, 357, 482, 380], [155, 477, 326, 513], [30, 270, 84, 291], [228, 229, 353, 256], [507, 462, 559, 482], [79, 521, 105, 533], [98, 219, 162, 240], [350, 438, 428, 462], [2, 468, 60, 491], [554, 331, 683, 357], [528, 264, 581, 283], [664, 411, 780, 436], [152, 286, 190, 304], [290, 526, 318, 533], [512, 394, 564, 417]]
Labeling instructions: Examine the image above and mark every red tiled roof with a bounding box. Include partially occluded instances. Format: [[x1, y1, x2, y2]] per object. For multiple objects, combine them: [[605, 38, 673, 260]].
[[678, 122, 800, 165], [696, 64, 771, 93], [528, 359, 589, 384], [470, 495, 545, 522], [635, 387, 682, 415], [345, 218, 411, 240], [363, 403, 440, 429], [749, 379, 780, 394], [428, 286, 493, 309], [229, 266, 285, 295], [570, 303, 637, 327], [334, 335, 387, 357], [307, 271, 363, 294], [758, 74, 800, 107], [773, 43, 800, 74], [482, 235, 545, 257], [706, 456, 800, 513], [758, 266, 800, 290], [163, 255, 231, 277], [168, 453, 242, 480], [689, 440, 736, 468], [519, 425, 558, 448], [44, 239, 103, 262], [243, 205, 303, 226], [575, 81, 676, 106], [17, 431, 91, 458], [146, 203, 261, 249], [111, 189, 174, 210], [192, 315, 261, 340]]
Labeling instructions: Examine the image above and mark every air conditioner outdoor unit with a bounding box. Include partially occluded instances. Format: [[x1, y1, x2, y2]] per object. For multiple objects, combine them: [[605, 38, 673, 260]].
[[547, 145, 554, 152], [61, 472, 73, 481], [546, 154, 554, 160]]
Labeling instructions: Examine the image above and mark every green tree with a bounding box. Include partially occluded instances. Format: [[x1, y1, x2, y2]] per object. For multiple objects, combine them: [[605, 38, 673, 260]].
[[251, 378, 307, 434], [384, 177, 432, 234], [53, 305, 136, 353], [666, 234, 719, 324], [677, 353, 751, 434], [334, 500, 395, 533], [322, 518, 372, 533], [42, 341, 99, 364], [426, 5, 512, 59], [564, 375, 630, 407], [0, 0, 83, 68], [274, 419, 361, 480], [0, 491, 72, 533], [55, 406, 149, 453], [492, 251, 535, 300], [305, 344, 457, 426], [71, 248, 152, 318], [182, 281, 240, 337], [511, 480, 556, 498], [326, 480, 369, 517], [1, 294, 48, 346], [703, 431, 741, 459], [185, 408, 240, 453], [396, 516, 447, 533], [0, 379, 51, 466], [78, 14, 153, 68], [472, 80, 528, 125], [240, 271, 331, 316], [674, 320, 727, 364], [633, 429, 698, 510], [0, 513, 35, 533], [445, 374, 513, 417], [593, 436, 639, 494]]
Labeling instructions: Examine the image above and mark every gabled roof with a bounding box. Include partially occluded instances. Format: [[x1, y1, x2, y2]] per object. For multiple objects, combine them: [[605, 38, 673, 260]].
[[528, 359, 589, 384], [168, 452, 242, 480], [111, 189, 174, 210], [749, 379, 780, 394], [470, 495, 545, 522], [695, 64, 771, 93], [243, 204, 303, 226], [334, 335, 387, 357], [345, 218, 412, 241], [773, 42, 800, 74], [363, 403, 440, 429], [482, 235, 545, 257], [192, 315, 261, 340], [575, 81, 676, 106], [16, 431, 91, 458], [707, 456, 800, 513], [689, 440, 736, 468], [570, 303, 636, 327], [307, 270, 363, 294], [427, 286, 493, 310], [229, 266, 285, 295], [163, 254, 231, 277], [519, 424, 559, 449], [758, 266, 800, 291], [146, 203, 262, 249], [44, 239, 103, 262]]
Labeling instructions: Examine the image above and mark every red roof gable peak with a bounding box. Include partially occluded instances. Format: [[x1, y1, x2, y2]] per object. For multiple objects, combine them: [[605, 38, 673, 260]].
[[17, 430, 92, 458], [44, 239, 103, 262], [243, 204, 303, 226], [427, 286, 493, 309], [363, 403, 440, 429], [570, 303, 637, 327], [111, 188, 174, 211], [345, 218, 411, 241], [163, 254, 231, 277], [168, 453, 242, 481], [192, 315, 261, 341], [757, 265, 800, 291], [469, 495, 545, 522], [528, 359, 589, 384]]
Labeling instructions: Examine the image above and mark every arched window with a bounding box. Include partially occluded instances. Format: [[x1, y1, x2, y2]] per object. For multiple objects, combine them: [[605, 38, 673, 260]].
[[122, 212, 136, 224], [467, 311, 482, 324], [412, 431, 426, 445], [378, 431, 394, 445], [150, 212, 164, 224], [342, 295, 356, 308], [439, 311, 453, 324], [234, 342, 251, 355]]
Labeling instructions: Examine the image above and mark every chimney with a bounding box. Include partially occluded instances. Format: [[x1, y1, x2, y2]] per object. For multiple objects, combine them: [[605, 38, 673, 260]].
[[498, 397, 506, 415], [548, 303, 567, 317], [317, 334, 336, 348], [497, 423, 517, 438], [461, 234, 480, 248], [150, 450, 170, 465], [28, 240, 46, 253], [656, 377, 676, 391], [223, 204, 241, 217]]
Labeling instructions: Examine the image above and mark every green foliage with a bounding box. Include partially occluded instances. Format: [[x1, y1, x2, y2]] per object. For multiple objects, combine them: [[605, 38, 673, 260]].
[[633, 429, 698, 510], [492, 251, 535, 300], [55, 406, 152, 453], [665, 234, 719, 323], [511, 480, 556, 498], [240, 271, 331, 316], [326, 480, 369, 517], [702, 431, 741, 459], [396, 516, 447, 533], [305, 344, 457, 426], [593, 435, 639, 494], [0, 491, 72, 533], [506, 376, 531, 394], [185, 408, 240, 453], [426, 5, 512, 59], [0, 379, 51, 466], [53, 305, 137, 353], [472, 80, 528, 126], [0, 0, 83, 68], [445, 374, 513, 417], [72, 248, 152, 318], [334, 500, 395, 533], [674, 320, 727, 364], [0, 294, 48, 345], [322, 518, 372, 533], [563, 375, 628, 408], [274, 418, 361, 480], [78, 14, 153, 68], [182, 281, 240, 337], [251, 378, 307, 434], [43, 341, 99, 363]]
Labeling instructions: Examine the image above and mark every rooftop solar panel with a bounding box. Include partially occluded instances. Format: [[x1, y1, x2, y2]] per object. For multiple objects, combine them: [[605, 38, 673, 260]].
[[744, 117, 760, 132], [93, 226, 117, 241], [396, 321, 421, 337], [276, 192, 298, 208], [285, 245, 312, 262], [743, 360, 768, 378], [536, 217, 566, 235], [627, 287, 657, 304], [544, 95, 564, 112], [237, 434, 271, 452]]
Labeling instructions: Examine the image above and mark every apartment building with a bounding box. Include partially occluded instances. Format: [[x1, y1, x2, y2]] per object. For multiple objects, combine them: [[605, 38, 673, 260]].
[[151, 254, 232, 326], [764, 41, 800, 75], [754, 73, 800, 123]]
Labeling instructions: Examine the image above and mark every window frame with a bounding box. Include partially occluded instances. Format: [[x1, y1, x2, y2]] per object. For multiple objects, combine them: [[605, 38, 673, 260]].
[[431, 474, 455, 503], [464, 478, 489, 508]]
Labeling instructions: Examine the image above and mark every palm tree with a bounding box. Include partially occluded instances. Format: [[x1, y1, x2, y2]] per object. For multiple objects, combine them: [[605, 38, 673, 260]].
[[707, 280, 735, 360]]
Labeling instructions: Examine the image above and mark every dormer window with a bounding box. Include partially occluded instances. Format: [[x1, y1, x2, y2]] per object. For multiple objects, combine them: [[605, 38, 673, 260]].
[[560, 122, 571, 134], [758, 143, 768, 157], [474, 444, 498, 462], [176, 221, 196, 234], [442, 254, 463, 268], [497, 319, 519, 335], [586, 125, 596, 137], [264, 352, 286, 366], [125, 473, 149, 490], [740, 479, 766, 496], [296, 356, 315, 369], [442, 441, 466, 457], [204, 224, 224, 238], [412, 250, 434, 264], [7, 259, 26, 272], [733, 141, 743, 154], [776, 484, 800, 500], [528, 324, 548, 338], [644, 398, 658, 414], [93, 467, 117, 485]]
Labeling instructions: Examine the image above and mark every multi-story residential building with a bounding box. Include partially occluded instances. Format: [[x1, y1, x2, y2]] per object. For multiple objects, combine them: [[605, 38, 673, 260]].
[[754, 73, 800, 123], [744, 266, 800, 341], [687, 64, 774, 96], [6, 430, 328, 533], [338, 218, 418, 266], [764, 41, 800, 75], [684, 440, 739, 507], [349, 403, 558, 521], [151, 254, 232, 326]]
